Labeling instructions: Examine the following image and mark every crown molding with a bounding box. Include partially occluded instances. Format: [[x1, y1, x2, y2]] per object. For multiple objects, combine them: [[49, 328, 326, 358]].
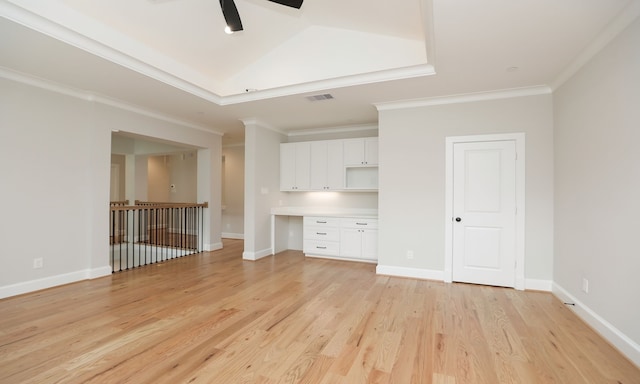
[[222, 142, 246, 149], [221, 64, 435, 106], [0, 1, 224, 104], [550, 0, 640, 91], [287, 123, 378, 137], [1, 1, 436, 107], [0, 66, 223, 136], [374, 85, 552, 111], [240, 118, 287, 136]]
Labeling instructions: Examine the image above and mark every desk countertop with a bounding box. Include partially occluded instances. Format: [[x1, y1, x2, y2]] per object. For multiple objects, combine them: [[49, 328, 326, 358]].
[[270, 206, 378, 218]]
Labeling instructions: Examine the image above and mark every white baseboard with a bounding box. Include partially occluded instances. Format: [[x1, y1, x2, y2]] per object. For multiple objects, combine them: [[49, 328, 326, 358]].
[[204, 242, 223, 252], [553, 282, 640, 367], [243, 248, 272, 261], [376, 265, 445, 281], [525, 278, 552, 291], [0, 267, 111, 299], [222, 232, 244, 239], [305, 254, 377, 264], [88, 266, 112, 279]]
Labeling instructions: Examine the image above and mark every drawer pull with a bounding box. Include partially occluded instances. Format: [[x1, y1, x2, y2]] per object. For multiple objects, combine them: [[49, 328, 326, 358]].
[[316, 232, 327, 235], [356, 222, 368, 226], [316, 246, 327, 249], [316, 221, 327, 224]]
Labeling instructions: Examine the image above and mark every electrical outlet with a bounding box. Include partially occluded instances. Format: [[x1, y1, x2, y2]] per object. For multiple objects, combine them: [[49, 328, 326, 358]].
[[407, 250, 414, 260], [582, 278, 589, 293], [33, 258, 43, 269]]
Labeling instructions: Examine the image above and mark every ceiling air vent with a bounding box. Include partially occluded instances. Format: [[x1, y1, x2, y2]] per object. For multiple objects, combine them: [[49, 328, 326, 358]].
[[306, 93, 334, 102]]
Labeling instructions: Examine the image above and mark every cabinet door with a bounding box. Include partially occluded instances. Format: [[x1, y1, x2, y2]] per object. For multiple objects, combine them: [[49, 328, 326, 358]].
[[281, 142, 310, 191], [361, 229, 378, 260], [364, 138, 378, 165], [340, 228, 362, 258], [326, 140, 344, 189], [280, 143, 297, 191], [309, 141, 328, 190], [310, 140, 344, 190], [343, 139, 365, 166], [294, 142, 311, 190]]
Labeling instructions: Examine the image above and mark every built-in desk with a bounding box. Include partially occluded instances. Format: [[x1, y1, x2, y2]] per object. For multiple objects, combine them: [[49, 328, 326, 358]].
[[270, 207, 378, 263]]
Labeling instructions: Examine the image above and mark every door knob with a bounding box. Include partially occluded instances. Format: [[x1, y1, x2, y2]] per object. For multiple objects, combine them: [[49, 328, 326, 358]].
[[455, 217, 462, 222]]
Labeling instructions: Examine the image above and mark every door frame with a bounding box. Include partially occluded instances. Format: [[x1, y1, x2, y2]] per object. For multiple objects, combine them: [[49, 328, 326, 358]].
[[444, 133, 526, 290]]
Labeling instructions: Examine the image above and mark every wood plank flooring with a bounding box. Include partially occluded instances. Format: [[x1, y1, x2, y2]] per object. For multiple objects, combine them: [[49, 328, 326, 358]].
[[1, 239, 638, 383]]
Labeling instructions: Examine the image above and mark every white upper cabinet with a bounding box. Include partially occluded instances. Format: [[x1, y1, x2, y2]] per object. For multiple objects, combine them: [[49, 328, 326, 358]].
[[343, 138, 378, 166], [280, 142, 310, 191], [310, 140, 344, 190], [280, 137, 378, 192]]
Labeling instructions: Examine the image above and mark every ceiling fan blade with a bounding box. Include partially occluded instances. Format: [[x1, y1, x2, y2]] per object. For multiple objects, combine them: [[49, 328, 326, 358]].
[[267, 0, 303, 9], [220, 0, 243, 32]]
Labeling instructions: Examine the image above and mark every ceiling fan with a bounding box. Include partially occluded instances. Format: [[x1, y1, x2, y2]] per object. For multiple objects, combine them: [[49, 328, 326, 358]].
[[220, 0, 304, 34]]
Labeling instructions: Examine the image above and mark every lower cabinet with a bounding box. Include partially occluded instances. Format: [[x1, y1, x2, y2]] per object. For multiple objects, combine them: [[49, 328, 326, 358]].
[[303, 216, 378, 262], [302, 217, 340, 256]]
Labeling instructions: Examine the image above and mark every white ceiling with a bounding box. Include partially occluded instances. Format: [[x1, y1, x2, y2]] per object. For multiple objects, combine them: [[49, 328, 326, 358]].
[[0, 0, 636, 145]]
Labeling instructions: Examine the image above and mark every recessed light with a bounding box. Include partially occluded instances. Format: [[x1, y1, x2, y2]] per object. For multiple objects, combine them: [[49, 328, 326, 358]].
[[506, 66, 519, 72]]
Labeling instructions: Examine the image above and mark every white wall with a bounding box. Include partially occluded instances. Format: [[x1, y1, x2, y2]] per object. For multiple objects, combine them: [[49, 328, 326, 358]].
[[222, 145, 245, 238], [0, 75, 223, 297], [243, 122, 287, 260], [167, 152, 197, 203], [553, 18, 640, 363], [0, 77, 99, 291], [377, 94, 555, 286]]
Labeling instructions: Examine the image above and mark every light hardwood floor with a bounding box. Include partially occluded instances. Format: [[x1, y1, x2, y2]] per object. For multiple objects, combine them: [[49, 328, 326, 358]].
[[1, 239, 638, 383]]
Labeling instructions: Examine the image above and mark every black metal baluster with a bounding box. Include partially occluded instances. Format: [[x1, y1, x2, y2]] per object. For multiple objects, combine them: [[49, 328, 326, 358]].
[[124, 209, 129, 270], [198, 207, 204, 252], [180, 207, 184, 254], [145, 208, 149, 265], [155, 207, 159, 263], [133, 207, 138, 268], [111, 209, 115, 273]]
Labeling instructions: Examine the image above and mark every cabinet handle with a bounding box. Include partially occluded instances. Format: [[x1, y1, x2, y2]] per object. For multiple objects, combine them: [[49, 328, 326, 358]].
[[316, 232, 327, 235], [356, 222, 367, 226], [316, 221, 327, 224], [316, 246, 327, 249]]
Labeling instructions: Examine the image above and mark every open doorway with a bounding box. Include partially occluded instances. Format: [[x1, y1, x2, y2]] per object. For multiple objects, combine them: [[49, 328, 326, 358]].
[[109, 131, 207, 272], [110, 132, 199, 204]]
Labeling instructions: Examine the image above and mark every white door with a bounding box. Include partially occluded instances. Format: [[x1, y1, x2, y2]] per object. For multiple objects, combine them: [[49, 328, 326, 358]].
[[452, 140, 516, 287]]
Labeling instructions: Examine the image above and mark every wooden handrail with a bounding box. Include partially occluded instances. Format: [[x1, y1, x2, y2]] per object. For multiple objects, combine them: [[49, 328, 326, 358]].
[[134, 200, 208, 206], [110, 202, 208, 211]]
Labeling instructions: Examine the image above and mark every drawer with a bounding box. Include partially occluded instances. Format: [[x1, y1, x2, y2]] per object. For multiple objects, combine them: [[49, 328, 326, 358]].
[[304, 216, 340, 227], [304, 227, 340, 241], [340, 217, 378, 229], [304, 240, 339, 256]]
